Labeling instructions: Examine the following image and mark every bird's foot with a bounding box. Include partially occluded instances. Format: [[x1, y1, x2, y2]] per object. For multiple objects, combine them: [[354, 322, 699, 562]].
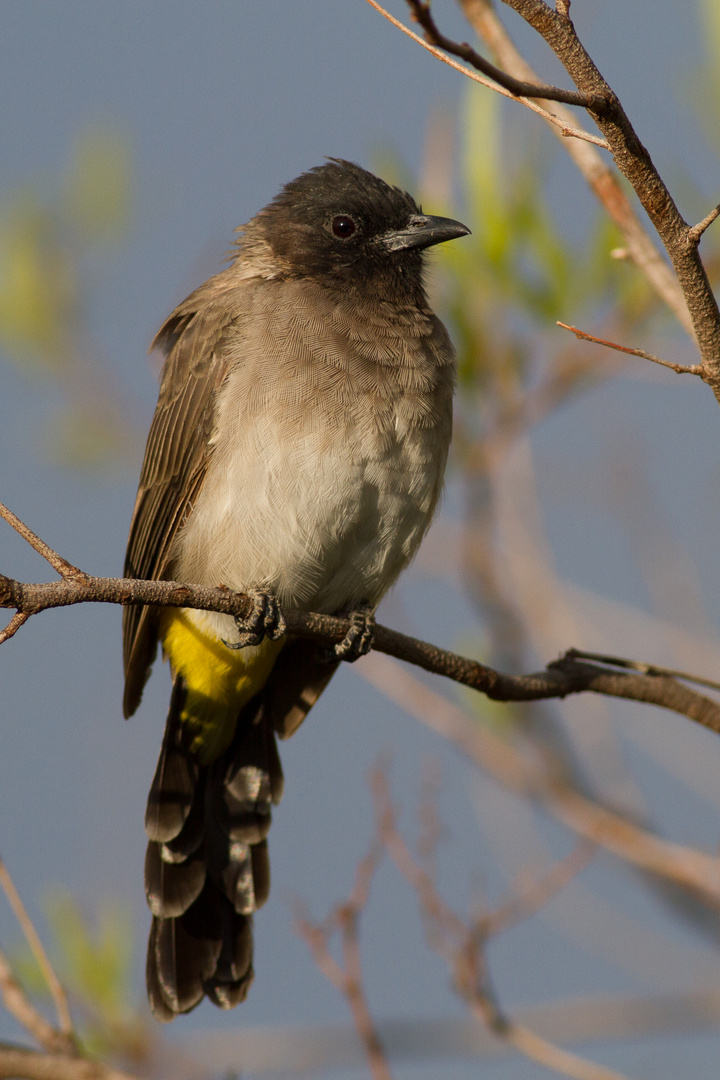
[[224, 588, 286, 650], [331, 602, 375, 662]]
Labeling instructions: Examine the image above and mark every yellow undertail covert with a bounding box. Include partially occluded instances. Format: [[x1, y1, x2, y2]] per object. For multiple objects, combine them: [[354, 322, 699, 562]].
[[160, 608, 283, 764]]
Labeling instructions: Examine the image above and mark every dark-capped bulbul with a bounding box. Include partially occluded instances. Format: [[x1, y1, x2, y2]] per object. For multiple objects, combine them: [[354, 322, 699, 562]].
[[122, 160, 469, 1019]]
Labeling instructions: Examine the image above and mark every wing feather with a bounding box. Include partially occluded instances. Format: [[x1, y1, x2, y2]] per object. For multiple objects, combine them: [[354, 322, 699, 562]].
[[122, 271, 250, 718]]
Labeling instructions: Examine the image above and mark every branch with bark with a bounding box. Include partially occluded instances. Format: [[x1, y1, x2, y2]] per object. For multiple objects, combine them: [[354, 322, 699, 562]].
[[370, 0, 720, 389], [3, 500, 720, 736]]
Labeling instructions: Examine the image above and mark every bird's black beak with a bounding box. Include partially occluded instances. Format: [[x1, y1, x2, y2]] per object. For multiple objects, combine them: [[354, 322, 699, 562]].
[[378, 214, 471, 254]]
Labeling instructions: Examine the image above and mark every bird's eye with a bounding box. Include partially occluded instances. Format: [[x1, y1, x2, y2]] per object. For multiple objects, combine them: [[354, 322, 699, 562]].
[[331, 215, 357, 239]]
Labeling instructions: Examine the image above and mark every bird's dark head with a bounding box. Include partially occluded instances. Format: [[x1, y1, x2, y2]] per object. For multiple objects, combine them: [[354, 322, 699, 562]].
[[241, 160, 469, 301]]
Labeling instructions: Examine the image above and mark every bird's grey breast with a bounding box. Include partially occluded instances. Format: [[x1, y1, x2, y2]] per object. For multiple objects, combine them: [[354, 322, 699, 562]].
[[175, 277, 455, 616]]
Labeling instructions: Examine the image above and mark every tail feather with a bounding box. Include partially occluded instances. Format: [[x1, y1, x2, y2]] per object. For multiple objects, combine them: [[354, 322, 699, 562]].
[[144, 842, 205, 918], [151, 883, 224, 1014], [146, 921, 176, 1022], [206, 980, 249, 1010], [210, 836, 254, 915], [159, 777, 206, 861], [145, 679, 199, 843], [213, 704, 284, 843], [213, 903, 254, 984], [249, 840, 270, 909], [210, 836, 272, 915], [144, 675, 282, 1019], [205, 907, 254, 1009]]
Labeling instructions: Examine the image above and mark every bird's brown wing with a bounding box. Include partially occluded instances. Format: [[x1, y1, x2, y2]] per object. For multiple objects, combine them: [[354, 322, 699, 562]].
[[122, 274, 244, 718]]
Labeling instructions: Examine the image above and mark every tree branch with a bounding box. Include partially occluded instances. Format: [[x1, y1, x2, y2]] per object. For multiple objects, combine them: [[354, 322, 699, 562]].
[[496, 0, 720, 393], [459, 0, 697, 338], [374, 1, 718, 354], [295, 842, 392, 1080], [403, 0, 607, 110], [0, 950, 73, 1058], [3, 567, 720, 736], [0, 1043, 139, 1080], [365, 0, 608, 147], [361, 653, 720, 908]]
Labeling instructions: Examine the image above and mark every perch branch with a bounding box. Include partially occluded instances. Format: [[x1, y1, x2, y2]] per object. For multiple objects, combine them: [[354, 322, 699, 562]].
[[3, 567, 720, 736]]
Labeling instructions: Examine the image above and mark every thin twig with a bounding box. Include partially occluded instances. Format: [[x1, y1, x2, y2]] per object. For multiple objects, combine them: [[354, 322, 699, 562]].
[[360, 653, 720, 906], [0, 502, 85, 582], [0, 948, 73, 1056], [688, 203, 720, 247], [295, 842, 392, 1080], [402, 0, 605, 110], [483, 841, 597, 937], [556, 322, 702, 375], [365, 0, 608, 147], [459, 0, 696, 338], [0, 859, 74, 1043], [373, 771, 630, 1080], [564, 649, 720, 694], [0, 611, 29, 645]]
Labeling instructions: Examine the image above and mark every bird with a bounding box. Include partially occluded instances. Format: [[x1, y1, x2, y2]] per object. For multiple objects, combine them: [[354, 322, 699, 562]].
[[122, 159, 469, 1019]]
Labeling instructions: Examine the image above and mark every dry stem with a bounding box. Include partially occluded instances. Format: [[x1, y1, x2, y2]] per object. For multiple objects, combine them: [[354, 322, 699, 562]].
[[361, 653, 720, 907], [556, 322, 703, 375], [372, 769, 631, 1080], [295, 843, 392, 1080], [0, 859, 75, 1051], [0, 1044, 139, 1080]]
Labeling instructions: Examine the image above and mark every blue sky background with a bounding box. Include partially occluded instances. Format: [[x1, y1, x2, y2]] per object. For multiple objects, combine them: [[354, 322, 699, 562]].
[[3, 3, 720, 1078]]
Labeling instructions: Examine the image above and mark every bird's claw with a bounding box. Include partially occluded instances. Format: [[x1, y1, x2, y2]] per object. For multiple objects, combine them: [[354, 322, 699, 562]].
[[331, 603, 375, 663], [223, 588, 286, 650]]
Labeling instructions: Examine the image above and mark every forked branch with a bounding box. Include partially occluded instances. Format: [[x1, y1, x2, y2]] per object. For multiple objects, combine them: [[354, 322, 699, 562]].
[[371, 0, 720, 392]]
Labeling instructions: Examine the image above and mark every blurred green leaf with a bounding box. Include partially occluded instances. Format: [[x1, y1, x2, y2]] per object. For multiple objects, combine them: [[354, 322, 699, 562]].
[[0, 126, 140, 470], [0, 193, 77, 367], [0, 128, 131, 371], [62, 128, 132, 244], [42, 890, 133, 1017], [10, 889, 145, 1058]]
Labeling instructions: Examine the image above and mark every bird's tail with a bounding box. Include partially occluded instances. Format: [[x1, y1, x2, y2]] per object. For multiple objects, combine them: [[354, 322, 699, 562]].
[[144, 676, 283, 1019]]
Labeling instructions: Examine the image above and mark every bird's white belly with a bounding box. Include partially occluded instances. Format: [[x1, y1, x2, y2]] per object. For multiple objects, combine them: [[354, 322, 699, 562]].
[[175, 414, 442, 642]]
